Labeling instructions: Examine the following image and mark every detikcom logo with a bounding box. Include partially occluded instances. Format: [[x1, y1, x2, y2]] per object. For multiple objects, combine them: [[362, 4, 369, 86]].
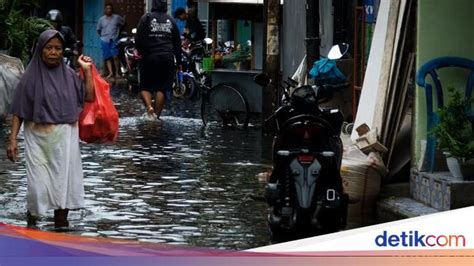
[[375, 230, 466, 247]]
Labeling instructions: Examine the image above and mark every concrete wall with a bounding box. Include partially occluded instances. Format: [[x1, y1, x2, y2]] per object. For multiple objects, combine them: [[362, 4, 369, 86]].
[[281, 0, 334, 79], [414, 0, 474, 168], [281, 0, 306, 79]]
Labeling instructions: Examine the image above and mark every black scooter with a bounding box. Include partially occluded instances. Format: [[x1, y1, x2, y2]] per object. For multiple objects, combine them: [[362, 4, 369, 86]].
[[255, 44, 350, 239]]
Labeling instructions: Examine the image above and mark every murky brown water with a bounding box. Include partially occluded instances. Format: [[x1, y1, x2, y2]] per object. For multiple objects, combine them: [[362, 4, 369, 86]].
[[0, 83, 274, 250]]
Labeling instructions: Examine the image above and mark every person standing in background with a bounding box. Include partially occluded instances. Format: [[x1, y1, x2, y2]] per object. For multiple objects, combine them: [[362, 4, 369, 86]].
[[97, 3, 124, 80], [46, 9, 77, 52], [173, 7, 205, 44]]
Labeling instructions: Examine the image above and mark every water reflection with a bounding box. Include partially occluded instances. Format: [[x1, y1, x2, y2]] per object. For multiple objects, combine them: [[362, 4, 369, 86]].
[[0, 83, 273, 250]]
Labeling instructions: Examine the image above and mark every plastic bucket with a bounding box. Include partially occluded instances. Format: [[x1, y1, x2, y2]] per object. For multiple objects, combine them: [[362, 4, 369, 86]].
[[203, 57, 214, 71]]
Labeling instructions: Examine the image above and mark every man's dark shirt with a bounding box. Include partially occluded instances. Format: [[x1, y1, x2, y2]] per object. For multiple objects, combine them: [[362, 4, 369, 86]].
[[135, 11, 182, 65], [59, 26, 76, 50], [185, 17, 205, 43]]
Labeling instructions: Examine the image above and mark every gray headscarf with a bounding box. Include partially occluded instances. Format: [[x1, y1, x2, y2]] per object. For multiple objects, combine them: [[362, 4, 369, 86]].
[[10, 29, 84, 124]]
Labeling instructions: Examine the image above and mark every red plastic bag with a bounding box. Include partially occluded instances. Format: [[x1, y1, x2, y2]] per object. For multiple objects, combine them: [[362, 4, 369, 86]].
[[79, 65, 119, 143]]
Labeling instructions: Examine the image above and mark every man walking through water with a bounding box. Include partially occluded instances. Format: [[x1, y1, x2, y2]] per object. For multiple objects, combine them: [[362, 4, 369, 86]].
[[97, 3, 124, 80], [135, 0, 182, 120]]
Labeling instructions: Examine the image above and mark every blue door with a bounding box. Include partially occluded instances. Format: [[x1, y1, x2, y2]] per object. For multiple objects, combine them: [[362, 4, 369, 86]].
[[83, 0, 104, 69]]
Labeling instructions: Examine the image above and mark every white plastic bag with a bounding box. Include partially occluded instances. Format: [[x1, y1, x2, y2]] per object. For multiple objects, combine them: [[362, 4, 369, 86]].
[[0, 53, 24, 117], [291, 55, 307, 88]]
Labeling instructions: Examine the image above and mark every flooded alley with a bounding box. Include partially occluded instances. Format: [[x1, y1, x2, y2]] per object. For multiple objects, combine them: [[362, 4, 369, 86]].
[[0, 83, 274, 250]]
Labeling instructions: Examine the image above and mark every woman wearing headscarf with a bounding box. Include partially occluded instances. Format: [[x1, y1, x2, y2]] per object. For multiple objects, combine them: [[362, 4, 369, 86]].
[[135, 0, 182, 119], [6, 29, 95, 228]]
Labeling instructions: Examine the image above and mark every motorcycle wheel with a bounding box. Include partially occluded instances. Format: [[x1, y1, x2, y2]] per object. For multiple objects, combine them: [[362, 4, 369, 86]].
[[269, 225, 313, 243], [173, 81, 187, 98], [182, 75, 198, 100]]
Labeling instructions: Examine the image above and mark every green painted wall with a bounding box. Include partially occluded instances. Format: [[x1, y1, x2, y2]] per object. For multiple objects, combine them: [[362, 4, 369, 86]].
[[414, 0, 474, 168], [236, 20, 252, 47]]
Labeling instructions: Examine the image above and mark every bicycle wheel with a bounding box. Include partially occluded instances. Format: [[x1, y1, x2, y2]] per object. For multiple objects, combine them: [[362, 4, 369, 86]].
[[201, 84, 250, 129]]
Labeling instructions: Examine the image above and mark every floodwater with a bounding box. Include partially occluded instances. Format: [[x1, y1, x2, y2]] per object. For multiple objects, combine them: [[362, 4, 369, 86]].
[[0, 83, 274, 250]]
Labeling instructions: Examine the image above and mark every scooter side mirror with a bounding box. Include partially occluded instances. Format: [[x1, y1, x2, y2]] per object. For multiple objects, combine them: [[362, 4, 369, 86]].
[[204, 38, 213, 45], [254, 73, 271, 87], [327, 43, 349, 60]]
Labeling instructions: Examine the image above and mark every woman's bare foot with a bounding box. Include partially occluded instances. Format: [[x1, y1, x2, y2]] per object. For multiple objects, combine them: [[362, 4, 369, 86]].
[[147, 106, 154, 115]]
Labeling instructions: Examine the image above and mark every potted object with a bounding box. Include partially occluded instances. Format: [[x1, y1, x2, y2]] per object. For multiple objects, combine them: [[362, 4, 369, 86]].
[[222, 43, 251, 71], [432, 88, 474, 180]]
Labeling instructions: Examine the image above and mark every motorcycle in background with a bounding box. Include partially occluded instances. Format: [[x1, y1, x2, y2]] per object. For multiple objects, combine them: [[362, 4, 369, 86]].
[[173, 65, 197, 99], [118, 28, 141, 93], [63, 40, 82, 69], [173, 38, 213, 99], [255, 43, 350, 240]]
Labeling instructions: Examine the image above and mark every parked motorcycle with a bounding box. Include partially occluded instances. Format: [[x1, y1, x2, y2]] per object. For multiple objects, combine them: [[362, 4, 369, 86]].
[[183, 38, 213, 80], [118, 28, 141, 93], [174, 38, 213, 99], [63, 40, 82, 69], [173, 65, 197, 99], [254, 43, 350, 239]]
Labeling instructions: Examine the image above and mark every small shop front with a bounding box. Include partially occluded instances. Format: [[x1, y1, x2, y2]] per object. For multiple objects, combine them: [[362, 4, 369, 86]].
[[198, 0, 268, 113]]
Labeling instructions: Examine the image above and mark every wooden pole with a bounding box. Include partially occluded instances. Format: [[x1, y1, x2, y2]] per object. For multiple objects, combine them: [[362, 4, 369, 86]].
[[263, 0, 281, 122], [305, 0, 320, 74]]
